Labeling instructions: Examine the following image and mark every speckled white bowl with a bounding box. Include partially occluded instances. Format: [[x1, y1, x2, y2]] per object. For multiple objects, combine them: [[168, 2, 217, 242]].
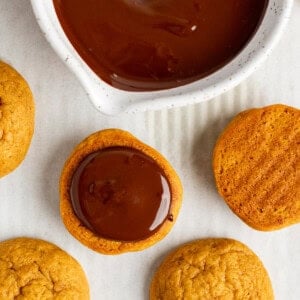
[[31, 0, 293, 115]]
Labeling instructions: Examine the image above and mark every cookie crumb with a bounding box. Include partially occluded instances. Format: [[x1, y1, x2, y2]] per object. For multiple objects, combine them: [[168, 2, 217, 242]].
[[167, 214, 174, 222]]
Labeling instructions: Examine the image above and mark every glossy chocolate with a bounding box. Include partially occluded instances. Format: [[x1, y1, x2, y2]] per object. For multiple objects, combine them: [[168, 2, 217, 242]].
[[70, 147, 171, 241], [54, 0, 267, 91]]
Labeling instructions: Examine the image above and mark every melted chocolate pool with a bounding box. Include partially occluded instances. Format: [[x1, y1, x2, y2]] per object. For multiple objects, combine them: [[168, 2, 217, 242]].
[[54, 0, 268, 91], [70, 147, 171, 241]]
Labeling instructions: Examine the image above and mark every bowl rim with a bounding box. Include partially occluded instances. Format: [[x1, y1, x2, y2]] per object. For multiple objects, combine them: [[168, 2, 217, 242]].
[[31, 0, 294, 115]]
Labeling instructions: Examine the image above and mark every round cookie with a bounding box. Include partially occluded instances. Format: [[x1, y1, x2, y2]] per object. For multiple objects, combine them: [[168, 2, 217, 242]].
[[213, 104, 300, 231], [150, 238, 274, 300], [60, 129, 183, 255], [0, 61, 34, 178], [0, 238, 89, 299]]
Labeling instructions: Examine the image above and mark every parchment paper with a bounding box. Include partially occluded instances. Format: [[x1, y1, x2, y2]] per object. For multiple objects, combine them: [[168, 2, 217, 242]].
[[0, 1, 299, 299]]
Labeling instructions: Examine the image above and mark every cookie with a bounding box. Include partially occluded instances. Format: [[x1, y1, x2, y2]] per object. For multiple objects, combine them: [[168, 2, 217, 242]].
[[0, 61, 35, 178], [150, 238, 274, 300], [60, 129, 183, 254], [213, 104, 300, 230], [0, 237, 89, 299]]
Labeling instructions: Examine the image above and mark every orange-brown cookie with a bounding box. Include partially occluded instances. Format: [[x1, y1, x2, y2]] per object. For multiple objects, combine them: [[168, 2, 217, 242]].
[[0, 238, 89, 299], [60, 129, 183, 254], [213, 104, 300, 231], [150, 238, 274, 300], [0, 61, 34, 178]]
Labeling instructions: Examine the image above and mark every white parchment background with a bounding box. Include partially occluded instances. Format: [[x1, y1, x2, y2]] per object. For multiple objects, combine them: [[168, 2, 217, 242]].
[[0, 1, 299, 299]]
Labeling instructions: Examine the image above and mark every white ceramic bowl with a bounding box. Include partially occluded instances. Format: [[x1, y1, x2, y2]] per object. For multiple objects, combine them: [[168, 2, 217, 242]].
[[31, 0, 293, 115]]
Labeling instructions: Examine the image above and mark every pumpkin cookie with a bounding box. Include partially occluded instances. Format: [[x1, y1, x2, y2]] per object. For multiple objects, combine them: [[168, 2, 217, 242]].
[[213, 104, 300, 230], [150, 238, 274, 300], [0, 238, 89, 299], [0, 61, 34, 178], [60, 129, 183, 254]]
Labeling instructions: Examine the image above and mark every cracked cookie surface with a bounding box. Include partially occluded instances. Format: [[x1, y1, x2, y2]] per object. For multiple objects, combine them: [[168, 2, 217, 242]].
[[0, 61, 34, 178], [0, 238, 89, 300], [150, 238, 273, 300]]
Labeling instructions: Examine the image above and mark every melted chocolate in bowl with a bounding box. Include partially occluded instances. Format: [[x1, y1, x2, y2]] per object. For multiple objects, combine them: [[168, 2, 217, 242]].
[[70, 147, 171, 241], [54, 0, 268, 91]]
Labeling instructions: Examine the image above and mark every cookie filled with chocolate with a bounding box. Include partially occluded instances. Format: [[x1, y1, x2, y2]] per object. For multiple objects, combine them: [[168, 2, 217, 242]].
[[60, 129, 182, 254]]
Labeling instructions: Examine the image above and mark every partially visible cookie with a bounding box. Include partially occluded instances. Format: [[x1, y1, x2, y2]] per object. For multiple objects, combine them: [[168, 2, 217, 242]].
[[0, 238, 89, 299], [213, 104, 300, 231], [0, 61, 34, 178], [150, 238, 274, 300]]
